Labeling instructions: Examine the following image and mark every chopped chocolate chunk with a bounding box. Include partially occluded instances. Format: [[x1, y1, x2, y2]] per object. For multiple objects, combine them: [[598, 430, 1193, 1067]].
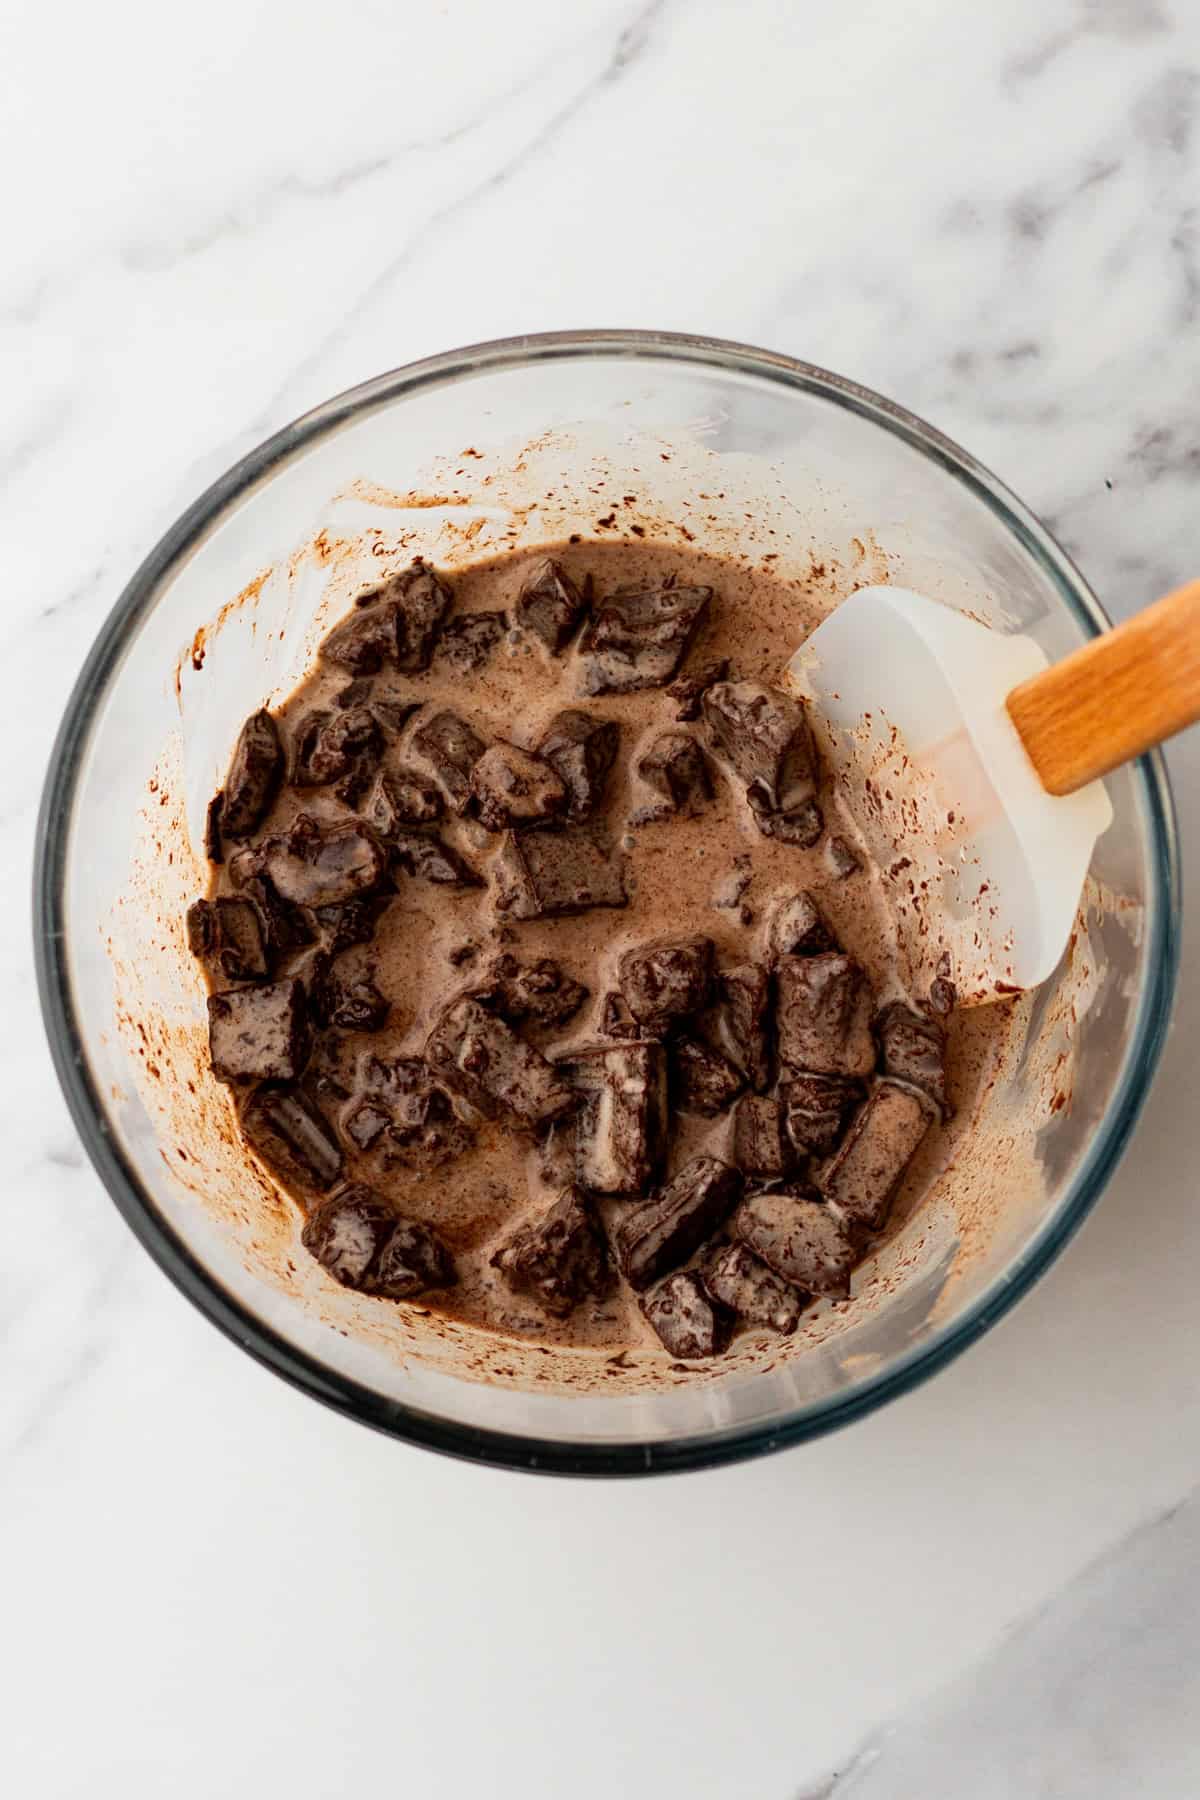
[[536, 711, 619, 822], [636, 730, 712, 813], [238, 1083, 343, 1191], [491, 1188, 614, 1317], [776, 952, 876, 1079], [493, 824, 627, 919], [426, 997, 578, 1129], [470, 742, 567, 831], [767, 890, 833, 962], [641, 1271, 727, 1359], [204, 792, 225, 863], [732, 1188, 857, 1297], [186, 897, 269, 983], [874, 1002, 950, 1117], [667, 658, 730, 722], [557, 1041, 668, 1196], [373, 1217, 455, 1299], [818, 1080, 933, 1231], [701, 680, 818, 820], [600, 992, 642, 1039], [220, 709, 282, 839], [472, 953, 587, 1029], [390, 562, 455, 672], [346, 1056, 474, 1168], [293, 705, 382, 787], [311, 897, 386, 955], [929, 976, 956, 1017], [755, 800, 824, 848], [301, 1183, 398, 1289], [391, 830, 481, 888], [411, 709, 487, 813], [436, 610, 507, 675], [364, 768, 444, 837], [711, 962, 772, 1092], [235, 873, 313, 955], [780, 1072, 862, 1158], [260, 815, 389, 908], [301, 1182, 454, 1297], [516, 559, 587, 654], [324, 966, 389, 1032], [732, 1094, 793, 1178], [320, 594, 401, 674], [704, 1242, 803, 1333], [615, 1155, 743, 1290], [578, 584, 712, 695], [207, 978, 310, 1084], [826, 835, 861, 879], [672, 1033, 744, 1115], [617, 935, 714, 1029]]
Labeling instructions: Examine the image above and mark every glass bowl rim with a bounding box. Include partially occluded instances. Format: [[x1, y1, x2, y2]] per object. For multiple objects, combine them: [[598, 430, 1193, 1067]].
[[33, 328, 1181, 1478]]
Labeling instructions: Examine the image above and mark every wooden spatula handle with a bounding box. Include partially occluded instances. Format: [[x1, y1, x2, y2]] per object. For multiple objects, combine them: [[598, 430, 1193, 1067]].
[[1006, 578, 1200, 795]]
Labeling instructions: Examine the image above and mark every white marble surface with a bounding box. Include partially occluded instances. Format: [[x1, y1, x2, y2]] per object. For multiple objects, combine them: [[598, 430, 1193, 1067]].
[[6, 1, 1200, 1793]]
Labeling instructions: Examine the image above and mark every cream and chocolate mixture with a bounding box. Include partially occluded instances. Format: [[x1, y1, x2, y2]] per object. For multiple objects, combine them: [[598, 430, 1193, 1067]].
[[188, 540, 1007, 1362]]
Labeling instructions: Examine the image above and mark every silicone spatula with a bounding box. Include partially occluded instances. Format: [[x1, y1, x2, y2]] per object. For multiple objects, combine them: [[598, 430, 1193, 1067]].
[[787, 580, 1200, 1004]]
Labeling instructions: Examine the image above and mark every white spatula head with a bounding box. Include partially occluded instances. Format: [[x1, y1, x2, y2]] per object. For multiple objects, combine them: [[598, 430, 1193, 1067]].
[[787, 587, 1113, 1004]]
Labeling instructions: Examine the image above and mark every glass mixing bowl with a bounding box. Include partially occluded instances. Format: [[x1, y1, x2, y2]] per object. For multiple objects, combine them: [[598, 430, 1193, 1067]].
[[34, 332, 1179, 1476]]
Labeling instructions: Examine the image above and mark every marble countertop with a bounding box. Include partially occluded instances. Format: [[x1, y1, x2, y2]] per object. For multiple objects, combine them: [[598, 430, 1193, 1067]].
[[7, 1, 1200, 1793]]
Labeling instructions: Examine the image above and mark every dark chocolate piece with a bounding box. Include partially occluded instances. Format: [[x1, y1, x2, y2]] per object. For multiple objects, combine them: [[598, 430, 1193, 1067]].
[[207, 978, 310, 1084], [557, 1041, 668, 1196], [204, 792, 225, 863], [701, 680, 818, 820], [767, 890, 833, 962], [260, 815, 389, 908], [874, 1002, 950, 1117], [372, 1218, 456, 1299], [516, 559, 587, 654], [301, 1183, 398, 1289], [238, 1083, 343, 1190], [776, 953, 876, 1079], [636, 730, 712, 813], [472, 953, 588, 1029], [320, 594, 401, 674], [343, 1056, 474, 1168], [755, 800, 824, 848], [186, 897, 269, 983], [301, 1182, 454, 1297], [578, 584, 712, 695], [666, 658, 730, 722], [491, 1188, 614, 1317], [390, 830, 481, 888], [780, 1072, 862, 1158], [536, 711, 619, 822], [641, 1271, 727, 1359], [363, 767, 444, 834], [324, 966, 389, 1032], [615, 1155, 743, 1290], [672, 1033, 744, 1116], [425, 997, 578, 1129], [311, 897, 387, 955], [436, 610, 507, 675], [617, 935, 714, 1029], [220, 708, 282, 839], [293, 706, 382, 787], [818, 1079, 933, 1231], [411, 709, 487, 814], [711, 962, 771, 1092], [390, 562, 455, 672], [235, 873, 313, 955], [493, 825, 627, 919], [732, 1187, 857, 1297], [470, 742, 567, 832], [826, 835, 862, 879], [600, 992, 642, 1039], [732, 1094, 792, 1179], [704, 1242, 802, 1333]]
